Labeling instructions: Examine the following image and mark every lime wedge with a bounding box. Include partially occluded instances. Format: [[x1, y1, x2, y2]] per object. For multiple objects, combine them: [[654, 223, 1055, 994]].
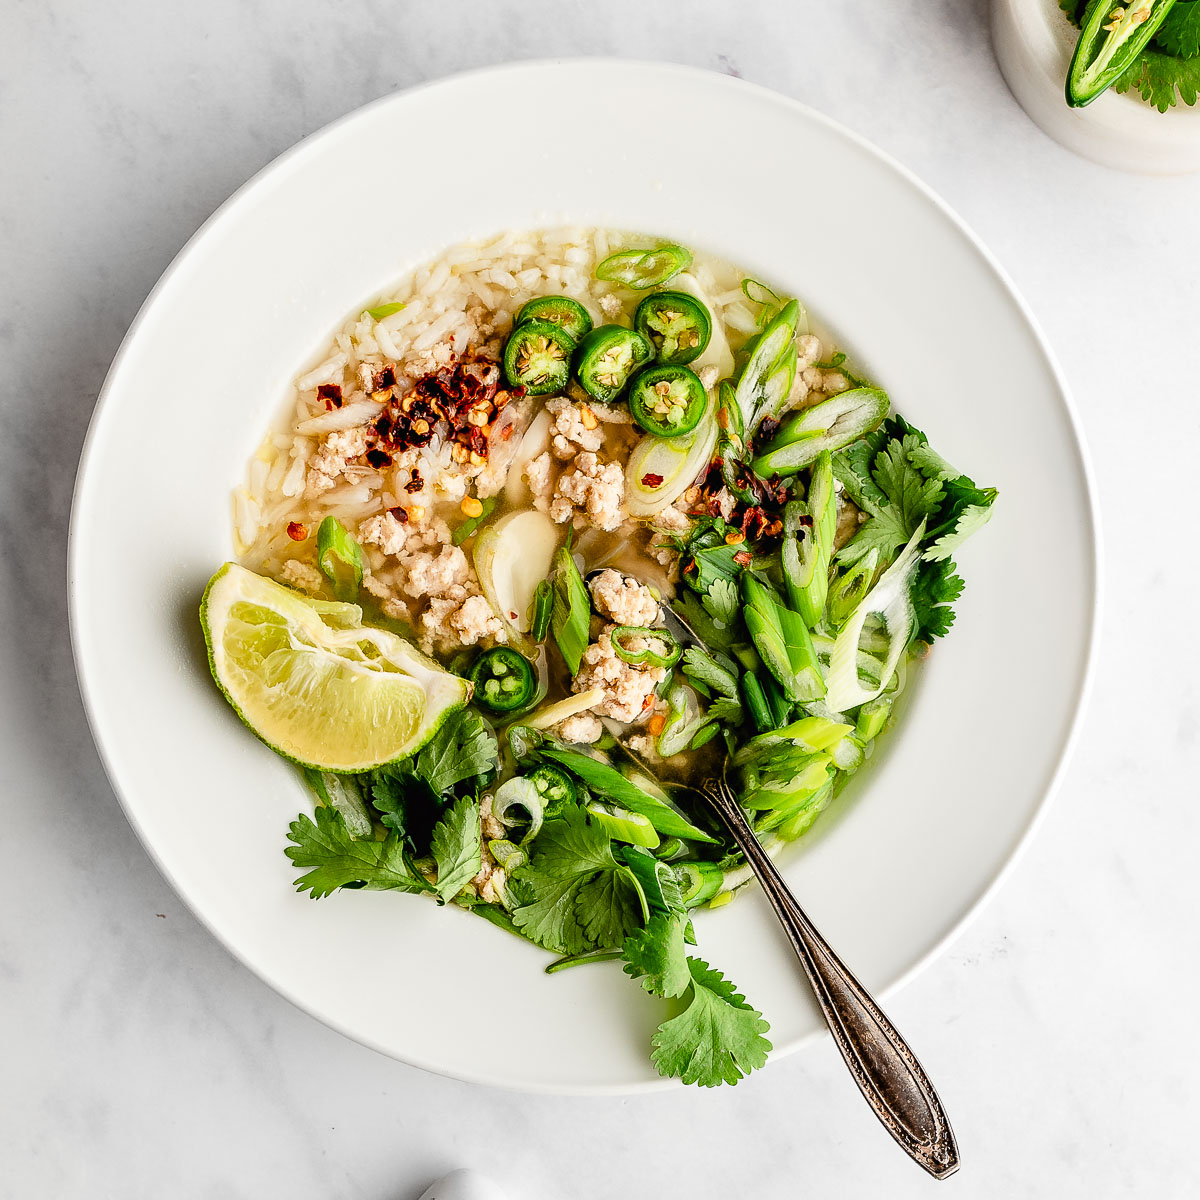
[[200, 562, 468, 771]]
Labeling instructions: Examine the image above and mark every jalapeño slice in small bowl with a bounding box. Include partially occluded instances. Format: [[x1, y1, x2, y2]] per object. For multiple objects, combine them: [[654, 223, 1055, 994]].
[[468, 646, 537, 713], [627, 364, 708, 437], [573, 324, 653, 403], [503, 319, 577, 396], [634, 291, 712, 365], [514, 296, 594, 342]]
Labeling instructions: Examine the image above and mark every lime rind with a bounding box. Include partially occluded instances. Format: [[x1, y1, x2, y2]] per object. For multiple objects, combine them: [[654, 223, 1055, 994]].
[[200, 562, 468, 772]]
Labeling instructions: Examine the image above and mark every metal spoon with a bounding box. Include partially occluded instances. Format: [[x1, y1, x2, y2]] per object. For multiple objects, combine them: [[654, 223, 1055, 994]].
[[697, 775, 960, 1179]]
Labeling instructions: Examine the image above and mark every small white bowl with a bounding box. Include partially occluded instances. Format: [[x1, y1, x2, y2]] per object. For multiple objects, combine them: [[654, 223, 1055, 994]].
[[992, 0, 1200, 173]]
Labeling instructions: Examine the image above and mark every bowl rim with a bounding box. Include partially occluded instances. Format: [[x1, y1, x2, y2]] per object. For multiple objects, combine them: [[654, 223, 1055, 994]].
[[68, 58, 1102, 1094]]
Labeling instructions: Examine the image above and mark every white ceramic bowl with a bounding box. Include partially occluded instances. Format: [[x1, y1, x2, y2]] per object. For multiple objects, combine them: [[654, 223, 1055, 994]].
[[993, 0, 1200, 173], [70, 61, 1099, 1093]]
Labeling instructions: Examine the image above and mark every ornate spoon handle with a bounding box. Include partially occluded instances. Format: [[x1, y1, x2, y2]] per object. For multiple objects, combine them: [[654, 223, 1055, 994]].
[[702, 779, 960, 1180]]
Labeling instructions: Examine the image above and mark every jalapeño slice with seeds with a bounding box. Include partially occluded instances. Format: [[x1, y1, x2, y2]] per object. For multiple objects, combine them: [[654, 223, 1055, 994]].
[[514, 296, 594, 342], [572, 324, 653, 403], [526, 763, 577, 816], [468, 646, 537, 713], [627, 364, 708, 438], [502, 319, 577, 395], [634, 290, 712, 365]]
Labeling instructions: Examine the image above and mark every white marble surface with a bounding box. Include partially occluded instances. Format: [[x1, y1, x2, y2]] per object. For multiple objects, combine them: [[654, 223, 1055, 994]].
[[2, 1, 1197, 1196]]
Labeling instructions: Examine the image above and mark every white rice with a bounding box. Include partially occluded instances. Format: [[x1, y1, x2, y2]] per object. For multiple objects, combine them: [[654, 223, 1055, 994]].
[[234, 227, 755, 567]]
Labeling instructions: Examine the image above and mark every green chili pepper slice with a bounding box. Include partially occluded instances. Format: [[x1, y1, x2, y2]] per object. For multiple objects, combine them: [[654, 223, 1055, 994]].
[[609, 625, 683, 669], [527, 763, 578, 815], [627, 364, 708, 438], [572, 324, 652, 403], [1067, 0, 1177, 107], [468, 647, 538, 713], [503, 319, 577, 396], [595, 244, 693, 289], [634, 291, 712, 365], [528, 578, 554, 642], [514, 296, 594, 342]]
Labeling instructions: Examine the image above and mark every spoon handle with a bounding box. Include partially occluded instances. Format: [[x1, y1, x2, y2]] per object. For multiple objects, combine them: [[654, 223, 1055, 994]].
[[703, 780, 960, 1180]]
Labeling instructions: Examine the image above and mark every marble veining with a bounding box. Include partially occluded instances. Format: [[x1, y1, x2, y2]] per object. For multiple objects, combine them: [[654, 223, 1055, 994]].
[[2, 1, 1198, 1196]]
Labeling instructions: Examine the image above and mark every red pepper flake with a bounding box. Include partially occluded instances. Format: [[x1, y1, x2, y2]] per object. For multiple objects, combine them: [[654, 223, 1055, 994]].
[[757, 416, 780, 442], [372, 365, 396, 391], [733, 550, 753, 567], [366, 448, 393, 469], [641, 472, 664, 488], [405, 469, 424, 494], [387, 506, 410, 524], [317, 384, 343, 410], [286, 521, 308, 541]]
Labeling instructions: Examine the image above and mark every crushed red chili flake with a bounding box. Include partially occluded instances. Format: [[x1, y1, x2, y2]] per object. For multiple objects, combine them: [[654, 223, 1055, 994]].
[[372, 365, 396, 391], [733, 550, 753, 567], [317, 384, 343, 410], [756, 415, 781, 443], [286, 521, 308, 541], [405, 469, 424, 494], [365, 448, 393, 469], [387, 506, 410, 524], [641, 472, 664, 488]]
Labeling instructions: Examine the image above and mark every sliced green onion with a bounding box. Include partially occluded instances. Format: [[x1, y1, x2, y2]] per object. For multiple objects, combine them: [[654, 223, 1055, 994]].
[[492, 776, 545, 844], [521, 688, 605, 731], [595, 244, 693, 289], [452, 495, 497, 546], [740, 673, 774, 733], [365, 301, 406, 320], [315, 515, 363, 602], [488, 838, 528, 873], [752, 388, 890, 477], [528, 577, 554, 641], [829, 548, 880, 628], [545, 949, 624, 974], [550, 537, 590, 674], [625, 408, 719, 518], [855, 697, 892, 742], [735, 299, 799, 432], [586, 801, 661, 848], [678, 861, 725, 908], [300, 767, 373, 840], [741, 573, 825, 703], [825, 522, 925, 712]]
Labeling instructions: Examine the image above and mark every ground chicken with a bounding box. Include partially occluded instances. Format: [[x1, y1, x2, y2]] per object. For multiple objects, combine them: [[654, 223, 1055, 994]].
[[280, 559, 325, 595], [598, 293, 623, 319], [479, 793, 506, 841], [547, 397, 604, 459], [589, 569, 661, 627], [796, 333, 822, 370], [524, 451, 554, 509], [418, 585, 506, 654], [572, 627, 666, 723], [401, 544, 471, 599], [306, 426, 370, 494], [361, 570, 411, 621], [359, 511, 409, 556], [557, 713, 604, 744], [652, 504, 692, 534], [549, 451, 625, 532]]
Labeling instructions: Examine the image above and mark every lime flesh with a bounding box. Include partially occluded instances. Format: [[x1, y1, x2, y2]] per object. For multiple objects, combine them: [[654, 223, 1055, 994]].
[[201, 563, 468, 771]]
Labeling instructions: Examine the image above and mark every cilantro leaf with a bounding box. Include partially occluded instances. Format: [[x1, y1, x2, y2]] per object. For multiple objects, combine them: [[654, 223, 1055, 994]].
[[701, 578, 739, 627], [364, 767, 440, 851], [414, 709, 498, 795], [836, 434, 944, 567], [707, 696, 744, 723], [623, 913, 691, 998], [911, 558, 965, 644], [650, 957, 772, 1087], [1156, 1, 1200, 58], [674, 592, 737, 652], [1114, 45, 1200, 110], [681, 647, 739, 699], [430, 795, 482, 902], [285, 806, 428, 899], [511, 807, 642, 955]]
